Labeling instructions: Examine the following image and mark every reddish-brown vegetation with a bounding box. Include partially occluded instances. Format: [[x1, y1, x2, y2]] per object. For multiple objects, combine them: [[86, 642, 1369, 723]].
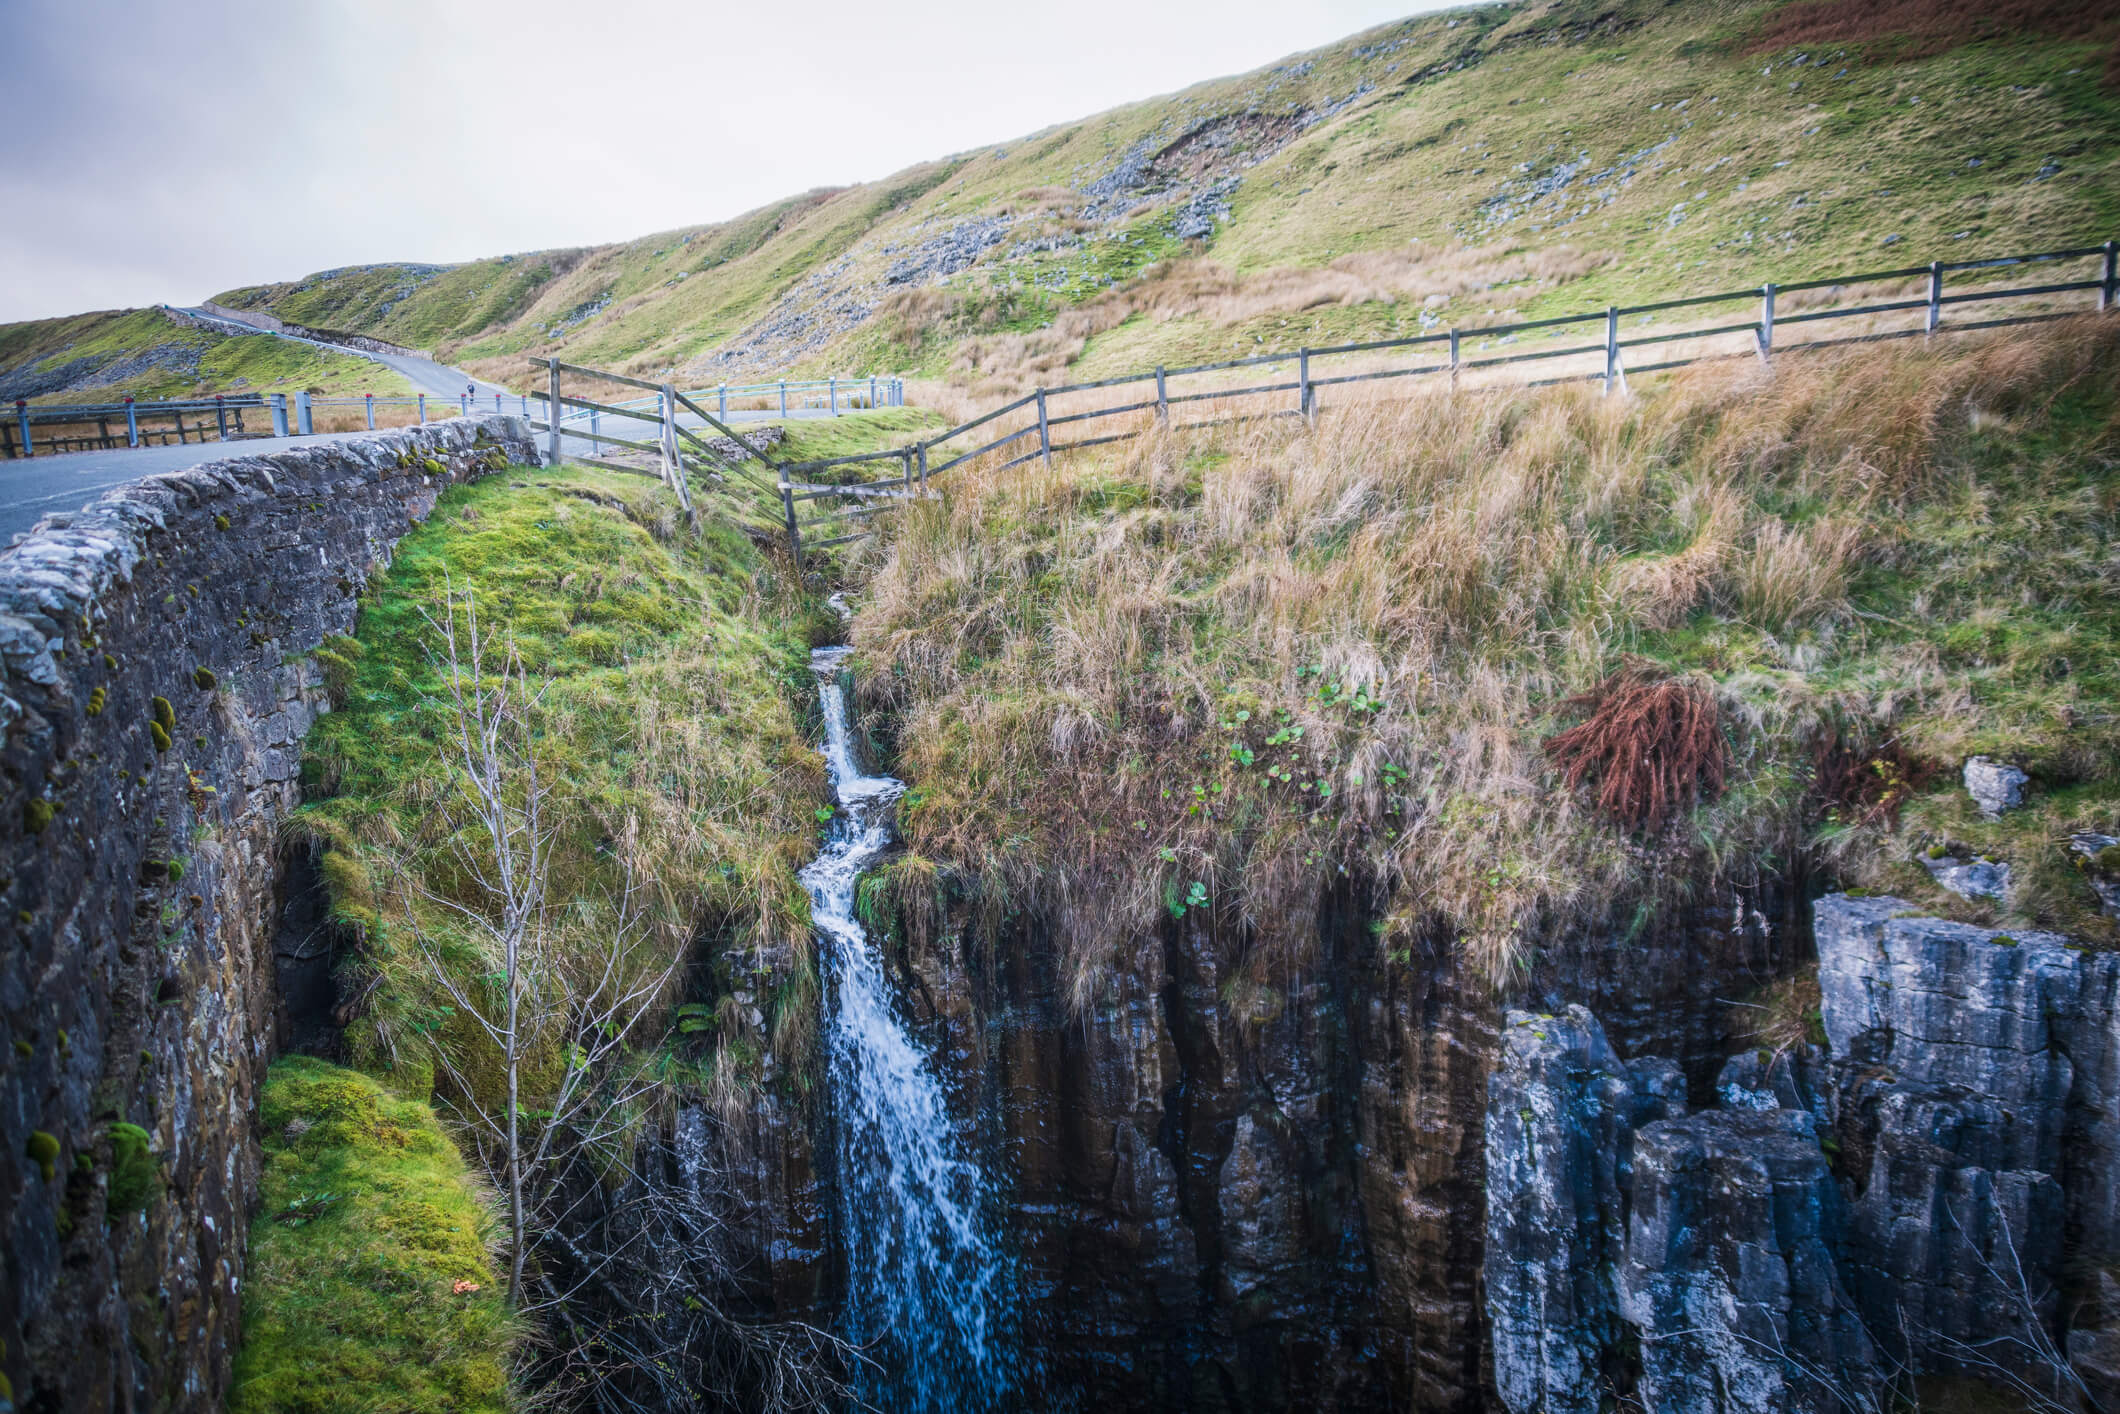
[[1745, 0, 2120, 84], [1545, 669, 1730, 833]]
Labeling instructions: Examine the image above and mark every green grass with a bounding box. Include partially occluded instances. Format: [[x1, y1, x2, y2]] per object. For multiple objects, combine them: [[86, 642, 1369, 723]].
[[229, 1056, 514, 1414], [296, 463, 824, 1109]]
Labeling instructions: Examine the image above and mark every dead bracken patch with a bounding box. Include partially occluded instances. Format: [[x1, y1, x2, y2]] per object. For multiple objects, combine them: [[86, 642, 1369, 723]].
[[1745, 0, 2120, 85], [1545, 668, 1729, 833], [1810, 732, 1938, 827]]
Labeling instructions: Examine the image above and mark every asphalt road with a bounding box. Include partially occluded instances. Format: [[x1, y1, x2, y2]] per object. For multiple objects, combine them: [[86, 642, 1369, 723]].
[[1, 311, 870, 541]]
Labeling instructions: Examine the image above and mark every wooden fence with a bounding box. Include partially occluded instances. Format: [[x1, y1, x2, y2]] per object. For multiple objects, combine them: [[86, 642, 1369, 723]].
[[529, 236, 2119, 566]]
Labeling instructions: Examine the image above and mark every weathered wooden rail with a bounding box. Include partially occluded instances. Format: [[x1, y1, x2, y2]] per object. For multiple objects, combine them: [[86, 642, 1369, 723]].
[[532, 236, 2118, 567]]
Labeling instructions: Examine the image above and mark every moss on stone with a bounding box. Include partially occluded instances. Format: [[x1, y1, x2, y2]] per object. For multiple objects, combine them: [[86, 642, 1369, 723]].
[[151, 696, 174, 731], [214, 514, 231, 531], [106, 1123, 155, 1216], [149, 721, 171, 753], [26, 1131, 59, 1182], [86, 685, 106, 716], [192, 666, 217, 690], [23, 799, 53, 834], [229, 1057, 514, 1414]]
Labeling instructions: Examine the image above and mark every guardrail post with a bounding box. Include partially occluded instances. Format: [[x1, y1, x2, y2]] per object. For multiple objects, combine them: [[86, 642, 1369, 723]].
[[459, 392, 470, 417], [1449, 328, 1462, 388], [830, 377, 839, 416], [297, 391, 313, 435], [2104, 240, 2118, 313], [869, 375, 878, 410], [1602, 306, 1620, 397], [1925, 261, 1943, 335], [546, 364, 561, 466], [16, 400, 32, 457], [270, 394, 288, 438], [126, 397, 140, 447], [215, 395, 230, 441], [1757, 284, 1776, 363], [1298, 347, 1312, 421], [417, 394, 427, 424], [173, 410, 187, 444], [779, 380, 787, 417], [718, 384, 728, 420], [1036, 387, 1052, 468], [1155, 365, 1168, 424], [364, 393, 375, 431]]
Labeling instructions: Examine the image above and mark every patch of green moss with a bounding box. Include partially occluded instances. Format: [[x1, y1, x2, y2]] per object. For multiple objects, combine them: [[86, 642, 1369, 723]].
[[26, 1131, 59, 1182], [149, 721, 171, 753], [151, 696, 174, 731], [229, 1056, 514, 1414], [193, 666, 217, 690], [23, 799, 53, 835], [106, 1122, 156, 1215]]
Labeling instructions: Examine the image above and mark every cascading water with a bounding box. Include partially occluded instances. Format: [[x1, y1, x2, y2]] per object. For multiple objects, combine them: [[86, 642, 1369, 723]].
[[800, 643, 1016, 1411]]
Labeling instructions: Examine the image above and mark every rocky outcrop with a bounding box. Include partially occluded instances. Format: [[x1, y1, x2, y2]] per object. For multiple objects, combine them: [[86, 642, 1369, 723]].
[[0, 416, 536, 1412], [1484, 1007, 1683, 1414], [1817, 894, 2117, 1386], [1619, 1108, 1874, 1414], [1482, 893, 2120, 1413]]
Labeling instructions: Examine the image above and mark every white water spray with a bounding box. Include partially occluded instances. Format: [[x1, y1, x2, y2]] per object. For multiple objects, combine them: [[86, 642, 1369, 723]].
[[800, 644, 1015, 1411]]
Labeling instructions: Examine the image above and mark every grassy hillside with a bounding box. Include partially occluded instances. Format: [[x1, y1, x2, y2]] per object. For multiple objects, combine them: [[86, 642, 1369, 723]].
[[846, 319, 2120, 1000], [0, 308, 412, 405], [210, 0, 2119, 399]]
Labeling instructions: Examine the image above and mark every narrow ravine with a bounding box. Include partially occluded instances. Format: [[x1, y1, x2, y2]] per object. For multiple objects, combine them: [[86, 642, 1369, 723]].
[[800, 643, 1017, 1412]]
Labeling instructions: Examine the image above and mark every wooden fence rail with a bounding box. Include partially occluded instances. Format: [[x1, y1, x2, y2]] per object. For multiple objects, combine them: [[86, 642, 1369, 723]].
[[526, 235, 2118, 567]]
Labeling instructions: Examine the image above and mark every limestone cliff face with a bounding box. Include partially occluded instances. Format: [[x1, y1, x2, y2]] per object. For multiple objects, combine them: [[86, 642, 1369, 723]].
[[1484, 894, 2120, 1414], [0, 418, 536, 1413], [707, 874, 1805, 1411]]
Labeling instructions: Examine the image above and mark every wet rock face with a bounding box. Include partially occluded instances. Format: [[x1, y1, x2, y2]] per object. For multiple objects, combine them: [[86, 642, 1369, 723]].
[[1484, 1006, 1684, 1414], [0, 418, 534, 1412], [1618, 1108, 1875, 1414], [1815, 894, 2119, 1381]]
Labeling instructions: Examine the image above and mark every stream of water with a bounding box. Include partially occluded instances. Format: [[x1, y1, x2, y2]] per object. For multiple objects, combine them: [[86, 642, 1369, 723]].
[[800, 644, 1016, 1411]]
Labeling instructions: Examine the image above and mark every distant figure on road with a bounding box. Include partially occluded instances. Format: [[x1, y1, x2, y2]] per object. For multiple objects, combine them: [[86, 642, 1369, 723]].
[[464, 383, 474, 402]]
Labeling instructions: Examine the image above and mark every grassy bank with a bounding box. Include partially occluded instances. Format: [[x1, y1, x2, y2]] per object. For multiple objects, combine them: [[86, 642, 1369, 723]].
[[847, 319, 2120, 1002], [298, 463, 825, 1108], [230, 1057, 514, 1414]]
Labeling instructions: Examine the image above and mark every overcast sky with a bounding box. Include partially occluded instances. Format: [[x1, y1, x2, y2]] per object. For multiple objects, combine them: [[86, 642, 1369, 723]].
[[0, 0, 1462, 324]]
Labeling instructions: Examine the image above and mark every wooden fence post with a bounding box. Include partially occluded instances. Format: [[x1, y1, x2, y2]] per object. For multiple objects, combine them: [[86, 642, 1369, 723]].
[[779, 466, 803, 571], [1925, 261, 1943, 335], [1036, 387, 1052, 468], [1155, 366, 1168, 424], [901, 447, 912, 491], [1298, 347, 1312, 421], [546, 364, 562, 466], [1757, 284, 1776, 363], [2104, 240, 2118, 313], [917, 441, 928, 489], [126, 397, 140, 447], [1603, 306, 1620, 397], [1449, 328, 1462, 388]]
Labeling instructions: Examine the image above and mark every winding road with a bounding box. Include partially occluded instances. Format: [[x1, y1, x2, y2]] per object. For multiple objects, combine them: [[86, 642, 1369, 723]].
[[0, 310, 849, 541]]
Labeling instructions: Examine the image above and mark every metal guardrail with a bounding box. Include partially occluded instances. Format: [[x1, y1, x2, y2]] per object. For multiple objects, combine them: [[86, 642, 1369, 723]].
[[7, 393, 281, 457], [745, 236, 2120, 564]]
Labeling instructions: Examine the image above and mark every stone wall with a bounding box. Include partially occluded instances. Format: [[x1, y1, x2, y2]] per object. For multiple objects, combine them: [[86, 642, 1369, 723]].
[[194, 301, 421, 360], [0, 415, 538, 1412]]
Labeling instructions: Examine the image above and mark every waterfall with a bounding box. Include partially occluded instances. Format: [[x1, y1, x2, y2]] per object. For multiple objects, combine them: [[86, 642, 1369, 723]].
[[800, 644, 1015, 1411]]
